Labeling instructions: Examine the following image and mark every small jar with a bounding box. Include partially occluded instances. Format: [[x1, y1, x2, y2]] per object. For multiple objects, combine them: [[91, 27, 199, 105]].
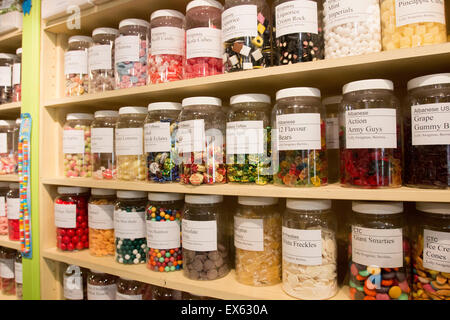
[[144, 102, 182, 183], [87, 270, 117, 300], [235, 196, 281, 286], [63, 113, 94, 178], [88, 188, 116, 257], [114, 191, 148, 265], [411, 202, 450, 300], [183, 195, 230, 281], [6, 183, 19, 241], [116, 277, 145, 300], [226, 94, 272, 185], [348, 201, 410, 300], [380, 0, 447, 50], [273, 87, 327, 187], [12, 48, 21, 102], [185, 0, 223, 79], [0, 182, 9, 235], [323, 0, 381, 59], [152, 286, 182, 300], [404, 73, 450, 189], [65, 36, 92, 96], [116, 106, 147, 181], [322, 95, 342, 184], [177, 97, 227, 185], [91, 110, 119, 180], [223, 0, 271, 72], [273, 0, 323, 65], [0, 247, 15, 295], [14, 251, 22, 299], [0, 53, 15, 104], [0, 120, 18, 175], [54, 187, 90, 251], [340, 79, 402, 188], [146, 192, 184, 272], [63, 265, 87, 300], [115, 19, 150, 89], [282, 199, 337, 300]]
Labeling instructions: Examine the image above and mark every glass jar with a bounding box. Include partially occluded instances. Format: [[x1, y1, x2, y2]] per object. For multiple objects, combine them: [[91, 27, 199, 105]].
[[340, 79, 402, 188], [54, 187, 90, 251], [185, 0, 223, 79], [323, 0, 381, 59], [116, 106, 147, 181], [0, 0, 21, 14], [63, 265, 87, 300], [380, 0, 447, 50], [144, 102, 181, 183], [65, 36, 92, 96], [273, 87, 327, 187], [273, 0, 323, 65], [235, 196, 281, 286], [0, 120, 18, 175], [282, 199, 337, 300], [226, 94, 272, 185], [116, 277, 145, 300], [0, 247, 15, 295], [152, 286, 182, 300], [146, 192, 184, 272], [0, 53, 15, 104], [411, 202, 450, 300], [115, 18, 150, 89], [348, 201, 410, 300], [404, 73, 450, 189], [223, 0, 271, 72], [12, 48, 21, 102], [91, 110, 118, 180], [87, 270, 117, 300], [63, 113, 94, 178], [14, 251, 21, 299], [114, 191, 148, 264], [149, 10, 185, 84], [6, 183, 19, 241], [0, 182, 8, 235], [88, 188, 116, 257], [182, 195, 230, 280], [322, 95, 342, 184]]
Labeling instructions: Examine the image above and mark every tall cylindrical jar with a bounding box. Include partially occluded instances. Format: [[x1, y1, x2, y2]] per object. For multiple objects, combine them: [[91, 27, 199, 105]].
[[6, 183, 19, 241], [273, 87, 327, 187], [87, 270, 117, 300], [63, 265, 87, 300], [404, 73, 450, 189], [116, 277, 146, 300], [0, 247, 16, 295], [322, 95, 342, 184], [222, 0, 272, 72], [0, 182, 9, 235], [65, 36, 92, 96], [12, 48, 21, 102], [340, 79, 402, 188], [227, 94, 272, 185], [14, 251, 22, 299], [0, 120, 18, 175], [149, 10, 185, 84], [0, 53, 15, 104], [185, 0, 223, 79]]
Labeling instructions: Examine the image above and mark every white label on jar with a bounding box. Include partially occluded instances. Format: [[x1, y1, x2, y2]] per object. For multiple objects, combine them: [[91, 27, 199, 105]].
[[395, 0, 445, 27], [64, 50, 88, 75], [88, 204, 114, 230], [54, 204, 77, 228], [114, 210, 146, 239], [12, 63, 21, 85], [116, 292, 142, 300], [0, 66, 11, 87], [326, 117, 339, 149], [14, 262, 22, 284], [324, 0, 373, 29], [91, 128, 114, 154], [222, 5, 258, 42], [115, 35, 140, 63], [115, 128, 143, 156], [187, 28, 222, 59], [89, 45, 112, 71], [411, 103, 450, 146], [276, 113, 321, 151], [423, 229, 450, 273], [0, 258, 14, 279], [63, 130, 85, 154], [146, 220, 180, 249], [0, 197, 5, 217], [144, 122, 171, 153], [182, 220, 217, 252], [234, 217, 264, 252], [226, 121, 264, 155], [352, 226, 403, 268], [87, 283, 116, 300], [345, 109, 397, 149], [64, 274, 83, 300], [275, 0, 318, 37], [0, 133, 7, 154], [176, 119, 205, 153], [282, 227, 322, 265], [151, 27, 184, 56], [6, 198, 19, 220]]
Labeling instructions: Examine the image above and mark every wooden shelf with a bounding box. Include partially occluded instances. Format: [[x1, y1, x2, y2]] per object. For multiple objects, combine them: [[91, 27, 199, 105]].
[[0, 175, 19, 182], [0, 292, 18, 300], [0, 235, 20, 250], [0, 102, 21, 117], [0, 29, 22, 52]]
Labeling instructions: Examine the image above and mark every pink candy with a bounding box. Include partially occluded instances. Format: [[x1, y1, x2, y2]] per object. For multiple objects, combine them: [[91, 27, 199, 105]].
[[149, 54, 183, 84]]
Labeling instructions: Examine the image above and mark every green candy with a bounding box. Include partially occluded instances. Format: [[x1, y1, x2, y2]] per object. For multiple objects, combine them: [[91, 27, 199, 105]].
[[359, 270, 370, 277], [397, 293, 409, 300], [349, 280, 357, 288]]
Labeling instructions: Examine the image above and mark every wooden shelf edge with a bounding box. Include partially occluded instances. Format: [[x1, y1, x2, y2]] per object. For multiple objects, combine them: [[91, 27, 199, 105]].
[[0, 235, 21, 250], [0, 175, 19, 182], [0, 102, 21, 114]]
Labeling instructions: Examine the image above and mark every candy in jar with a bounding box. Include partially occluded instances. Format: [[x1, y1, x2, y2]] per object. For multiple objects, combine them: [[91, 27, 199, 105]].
[[116, 277, 146, 300], [0, 53, 16, 104], [63, 264, 87, 300], [322, 95, 341, 184], [65, 36, 92, 96], [87, 270, 117, 300], [0, 247, 16, 295], [6, 183, 20, 241], [12, 48, 21, 102], [14, 251, 22, 299], [0, 120, 18, 175], [0, 182, 9, 235], [152, 286, 182, 300]]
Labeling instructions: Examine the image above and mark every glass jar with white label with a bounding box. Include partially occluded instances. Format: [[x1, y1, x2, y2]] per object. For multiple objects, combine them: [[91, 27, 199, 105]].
[[116, 277, 146, 300], [273, 87, 327, 187], [63, 264, 87, 300], [0, 53, 15, 104], [144, 102, 182, 183], [0, 120, 18, 175], [348, 201, 410, 300], [116, 106, 147, 181], [55, 187, 90, 252], [88, 188, 116, 257], [91, 110, 118, 180], [146, 192, 184, 272], [14, 251, 22, 299], [405, 73, 450, 189], [411, 202, 450, 300], [282, 199, 337, 300], [89, 28, 119, 93], [12, 48, 21, 102], [87, 270, 117, 300], [6, 183, 19, 241], [380, 0, 447, 50], [182, 194, 230, 280], [114, 190, 148, 264], [65, 36, 92, 96], [227, 94, 272, 185], [0, 246, 15, 295], [0, 182, 8, 235], [340, 79, 401, 188], [149, 10, 185, 84], [177, 97, 227, 185], [322, 95, 341, 184], [185, 0, 223, 79], [235, 196, 281, 286]]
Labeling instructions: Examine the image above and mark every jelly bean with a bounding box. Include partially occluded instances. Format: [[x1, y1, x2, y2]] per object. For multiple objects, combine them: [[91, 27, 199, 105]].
[[184, 57, 222, 79], [350, 264, 358, 276]]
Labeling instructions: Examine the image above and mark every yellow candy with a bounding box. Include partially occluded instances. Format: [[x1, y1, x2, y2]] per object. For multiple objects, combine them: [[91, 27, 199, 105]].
[[389, 286, 402, 299], [251, 36, 263, 47], [257, 23, 265, 35]]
